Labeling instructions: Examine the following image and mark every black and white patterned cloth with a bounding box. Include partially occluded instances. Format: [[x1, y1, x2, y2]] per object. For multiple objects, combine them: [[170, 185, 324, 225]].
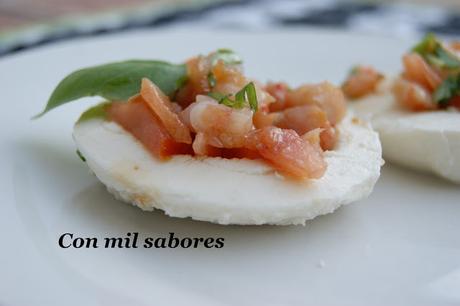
[[1, 0, 459, 57]]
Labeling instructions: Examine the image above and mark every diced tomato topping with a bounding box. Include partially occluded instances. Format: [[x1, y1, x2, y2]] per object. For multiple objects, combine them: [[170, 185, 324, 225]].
[[285, 82, 346, 125], [266, 82, 290, 112], [107, 97, 193, 159], [393, 77, 436, 111], [402, 53, 442, 92], [245, 127, 326, 179], [140, 78, 192, 144], [342, 66, 383, 99], [449, 95, 460, 110]]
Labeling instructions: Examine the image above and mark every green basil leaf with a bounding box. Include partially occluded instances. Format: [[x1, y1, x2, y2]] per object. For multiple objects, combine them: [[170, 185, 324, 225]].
[[435, 47, 460, 69], [433, 75, 460, 106], [412, 33, 438, 54], [34, 60, 186, 118], [412, 33, 460, 71]]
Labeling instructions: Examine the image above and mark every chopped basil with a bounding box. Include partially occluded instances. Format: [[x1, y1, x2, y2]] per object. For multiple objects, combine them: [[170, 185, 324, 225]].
[[349, 66, 360, 76], [412, 33, 460, 70], [76, 150, 86, 162], [208, 82, 258, 111], [210, 49, 242, 66], [207, 72, 217, 88], [242, 82, 258, 111], [208, 92, 234, 107], [412, 33, 438, 54], [433, 75, 460, 106], [436, 47, 460, 69]]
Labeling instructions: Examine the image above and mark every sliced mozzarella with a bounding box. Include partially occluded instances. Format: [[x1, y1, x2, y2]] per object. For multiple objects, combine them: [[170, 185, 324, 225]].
[[73, 113, 382, 225], [352, 79, 460, 183]]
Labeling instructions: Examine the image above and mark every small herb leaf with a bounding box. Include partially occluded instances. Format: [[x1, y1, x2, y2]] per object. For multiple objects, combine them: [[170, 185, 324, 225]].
[[34, 60, 186, 118], [436, 47, 460, 69], [412, 33, 460, 70], [433, 75, 460, 106], [76, 150, 86, 162], [208, 82, 258, 111], [207, 72, 217, 88], [210, 49, 242, 66]]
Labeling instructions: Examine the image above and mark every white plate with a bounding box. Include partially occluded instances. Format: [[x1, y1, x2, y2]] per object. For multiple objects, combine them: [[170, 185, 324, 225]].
[[1, 28, 459, 306]]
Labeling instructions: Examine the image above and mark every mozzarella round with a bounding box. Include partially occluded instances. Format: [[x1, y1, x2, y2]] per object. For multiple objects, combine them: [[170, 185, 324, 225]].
[[73, 113, 382, 225], [352, 79, 460, 183]]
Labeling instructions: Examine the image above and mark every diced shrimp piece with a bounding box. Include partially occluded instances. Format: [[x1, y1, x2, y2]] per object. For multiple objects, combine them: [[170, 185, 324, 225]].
[[252, 80, 276, 109], [245, 127, 326, 179], [175, 56, 212, 107], [286, 82, 346, 125], [266, 82, 290, 112], [212, 61, 247, 95], [301, 126, 337, 152], [140, 78, 192, 144], [402, 53, 442, 92], [107, 98, 192, 159], [450, 41, 460, 51], [192, 133, 222, 157], [189, 96, 253, 148], [342, 66, 383, 99], [393, 77, 436, 111], [176, 56, 248, 107], [274, 105, 328, 135], [253, 110, 282, 129], [320, 123, 338, 151], [275, 105, 338, 149], [301, 128, 322, 150]]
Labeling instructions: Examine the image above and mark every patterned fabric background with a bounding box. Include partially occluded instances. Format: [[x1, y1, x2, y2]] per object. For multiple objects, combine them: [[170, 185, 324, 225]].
[[1, 0, 459, 57]]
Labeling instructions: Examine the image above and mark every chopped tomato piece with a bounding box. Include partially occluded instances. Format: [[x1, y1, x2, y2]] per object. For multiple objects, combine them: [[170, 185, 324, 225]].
[[319, 123, 338, 151], [107, 97, 192, 159], [402, 53, 442, 92], [342, 66, 383, 99], [449, 95, 460, 110], [192, 133, 222, 157], [266, 82, 290, 112], [286, 82, 346, 125], [245, 127, 326, 179], [175, 56, 211, 107], [212, 61, 247, 95], [393, 77, 436, 111], [253, 110, 281, 129], [188, 99, 253, 148], [221, 147, 261, 159], [140, 78, 192, 144], [274, 105, 328, 135]]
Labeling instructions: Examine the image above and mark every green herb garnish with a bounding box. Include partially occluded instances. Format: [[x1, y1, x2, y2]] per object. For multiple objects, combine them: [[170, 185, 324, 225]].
[[76, 150, 86, 162], [76, 102, 110, 123], [412, 33, 460, 70], [210, 49, 242, 66], [208, 82, 258, 111], [34, 60, 186, 118], [433, 75, 460, 106], [207, 72, 217, 88]]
